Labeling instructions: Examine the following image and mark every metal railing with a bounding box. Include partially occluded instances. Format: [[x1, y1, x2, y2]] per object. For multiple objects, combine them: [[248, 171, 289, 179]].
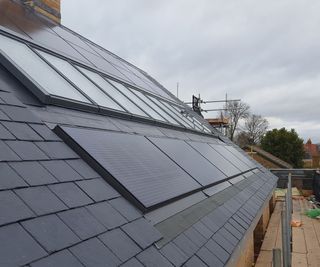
[[273, 173, 292, 267]]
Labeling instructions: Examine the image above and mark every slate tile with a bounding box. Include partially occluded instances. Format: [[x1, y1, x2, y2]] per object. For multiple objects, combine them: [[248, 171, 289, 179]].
[[35, 141, 78, 159], [1, 121, 42, 141], [16, 186, 67, 216], [229, 218, 246, 234], [206, 239, 229, 264], [184, 256, 207, 267], [66, 159, 99, 179], [31, 250, 83, 267], [0, 109, 10, 120], [10, 161, 57, 186], [58, 207, 105, 240], [218, 228, 238, 246], [87, 201, 127, 229], [137, 246, 173, 267], [41, 160, 83, 182], [184, 226, 207, 248], [193, 220, 213, 239], [212, 232, 234, 253], [172, 233, 198, 258], [234, 213, 250, 228], [0, 91, 25, 106], [29, 124, 61, 141], [49, 182, 93, 208], [99, 228, 141, 262], [160, 242, 188, 266], [22, 214, 80, 253], [196, 246, 223, 267], [122, 218, 162, 249], [109, 197, 141, 221], [200, 216, 220, 234], [0, 162, 27, 189], [0, 190, 34, 226], [0, 223, 47, 266], [5, 141, 49, 160], [0, 105, 41, 123], [120, 258, 144, 267], [76, 178, 119, 202], [0, 123, 15, 139], [69, 238, 121, 267], [224, 222, 243, 240], [0, 140, 20, 161]]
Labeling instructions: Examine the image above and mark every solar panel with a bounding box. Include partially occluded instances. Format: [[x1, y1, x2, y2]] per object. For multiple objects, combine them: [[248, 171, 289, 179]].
[[225, 146, 256, 168], [187, 141, 241, 177], [148, 137, 226, 186], [209, 144, 250, 172], [56, 126, 201, 210]]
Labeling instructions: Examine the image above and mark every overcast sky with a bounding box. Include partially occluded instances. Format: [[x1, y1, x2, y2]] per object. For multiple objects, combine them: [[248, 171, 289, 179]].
[[62, 0, 320, 143]]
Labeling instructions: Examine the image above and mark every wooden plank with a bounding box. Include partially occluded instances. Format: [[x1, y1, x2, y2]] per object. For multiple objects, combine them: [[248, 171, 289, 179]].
[[292, 227, 306, 254], [255, 250, 272, 267], [292, 252, 308, 267]]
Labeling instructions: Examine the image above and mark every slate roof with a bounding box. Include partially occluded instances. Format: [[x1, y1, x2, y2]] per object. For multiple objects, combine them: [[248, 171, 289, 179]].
[[0, 1, 278, 266]]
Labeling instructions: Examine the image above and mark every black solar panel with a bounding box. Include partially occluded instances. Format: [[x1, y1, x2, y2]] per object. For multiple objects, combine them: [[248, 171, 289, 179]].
[[209, 144, 250, 172], [187, 141, 241, 177], [148, 137, 227, 186], [225, 146, 256, 168], [56, 126, 201, 210]]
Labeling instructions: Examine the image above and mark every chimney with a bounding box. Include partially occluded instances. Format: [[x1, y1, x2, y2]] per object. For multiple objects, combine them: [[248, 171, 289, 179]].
[[22, 0, 61, 24]]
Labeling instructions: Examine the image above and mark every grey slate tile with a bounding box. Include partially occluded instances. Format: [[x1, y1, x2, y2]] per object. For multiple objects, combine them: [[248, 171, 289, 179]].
[[41, 160, 83, 182], [224, 222, 243, 240], [31, 250, 83, 267], [212, 232, 234, 253], [173, 233, 198, 258], [10, 161, 57, 186], [69, 238, 121, 267], [137, 246, 173, 267], [16, 186, 67, 216], [5, 141, 49, 160], [58, 207, 105, 240], [0, 140, 20, 161], [193, 220, 213, 239], [99, 228, 141, 262], [109, 197, 141, 221], [0, 223, 47, 266], [196, 246, 223, 267], [228, 218, 246, 234], [122, 218, 162, 249], [0, 91, 25, 106], [1, 121, 42, 141], [160, 242, 188, 266], [184, 226, 207, 248], [76, 178, 119, 202], [0, 162, 27, 190], [87, 201, 127, 229], [29, 124, 61, 141], [49, 182, 93, 208], [0, 105, 41, 123], [206, 239, 229, 264], [200, 216, 219, 233], [0, 109, 10, 120], [66, 159, 99, 179], [0, 123, 15, 139], [184, 256, 207, 267], [121, 258, 144, 267], [218, 228, 239, 246], [35, 142, 79, 159], [22, 214, 80, 253], [0, 190, 34, 226]]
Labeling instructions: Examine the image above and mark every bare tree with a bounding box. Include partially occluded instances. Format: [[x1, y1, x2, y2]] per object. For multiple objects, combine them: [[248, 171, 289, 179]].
[[242, 114, 269, 145], [224, 101, 250, 141]]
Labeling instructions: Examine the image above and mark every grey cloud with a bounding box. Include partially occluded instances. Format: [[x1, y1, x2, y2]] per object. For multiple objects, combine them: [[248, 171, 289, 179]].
[[62, 0, 320, 142]]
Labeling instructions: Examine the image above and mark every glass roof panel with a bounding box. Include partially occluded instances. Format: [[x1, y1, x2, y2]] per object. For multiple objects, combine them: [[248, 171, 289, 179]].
[[77, 67, 147, 117], [0, 35, 90, 103], [38, 51, 124, 111]]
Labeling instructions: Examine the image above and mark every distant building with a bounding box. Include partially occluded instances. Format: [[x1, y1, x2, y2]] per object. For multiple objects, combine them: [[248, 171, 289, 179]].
[[244, 146, 293, 169], [303, 139, 320, 168]]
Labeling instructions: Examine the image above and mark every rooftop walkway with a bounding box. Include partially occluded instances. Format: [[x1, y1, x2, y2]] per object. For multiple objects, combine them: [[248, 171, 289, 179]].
[[256, 196, 320, 266]]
